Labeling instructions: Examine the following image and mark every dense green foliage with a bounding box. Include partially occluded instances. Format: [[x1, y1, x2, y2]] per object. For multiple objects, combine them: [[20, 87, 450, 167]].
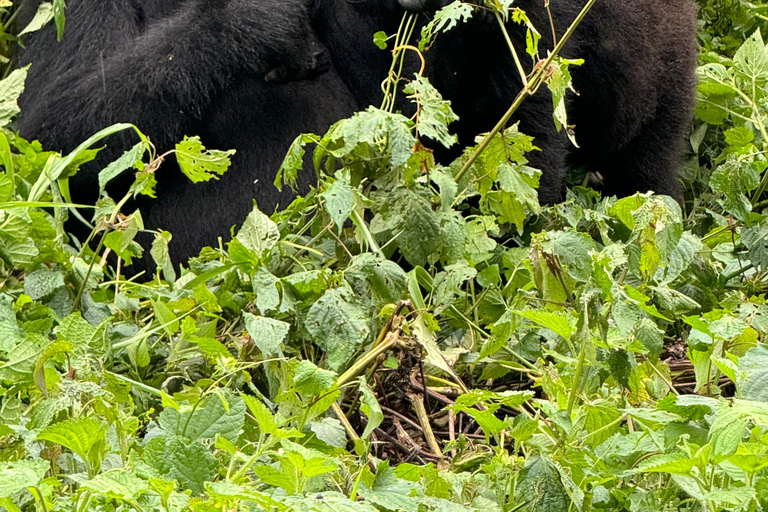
[[3, 0, 768, 511]]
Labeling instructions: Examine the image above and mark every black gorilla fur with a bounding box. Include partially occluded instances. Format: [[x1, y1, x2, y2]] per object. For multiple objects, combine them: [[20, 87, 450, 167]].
[[311, 0, 699, 203], [16, 0, 697, 272], [16, 0, 357, 268]]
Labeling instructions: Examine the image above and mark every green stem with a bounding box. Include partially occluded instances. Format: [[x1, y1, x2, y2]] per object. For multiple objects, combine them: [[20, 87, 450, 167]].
[[231, 432, 266, 481], [32, 486, 50, 512], [70, 191, 133, 313], [70, 228, 108, 314], [723, 262, 754, 281], [495, 11, 527, 86], [106, 370, 163, 397], [350, 209, 384, 258], [566, 344, 586, 415], [455, 0, 598, 183], [337, 332, 400, 388]]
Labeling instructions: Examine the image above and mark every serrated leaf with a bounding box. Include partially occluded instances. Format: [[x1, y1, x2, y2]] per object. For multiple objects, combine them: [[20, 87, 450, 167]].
[[146, 436, 218, 496], [56, 312, 97, 346], [305, 283, 370, 371], [80, 470, 149, 501], [175, 136, 234, 183], [404, 75, 459, 148], [243, 313, 289, 358], [0, 459, 48, 498], [98, 142, 145, 193], [322, 178, 356, 231], [23, 268, 64, 300], [275, 132, 317, 191], [310, 417, 347, 448], [235, 205, 279, 258], [419, 1, 474, 50], [294, 359, 337, 395], [737, 344, 768, 402], [158, 392, 245, 443], [38, 417, 105, 461], [518, 310, 573, 340], [635, 453, 696, 474], [515, 455, 570, 512], [240, 394, 277, 435]]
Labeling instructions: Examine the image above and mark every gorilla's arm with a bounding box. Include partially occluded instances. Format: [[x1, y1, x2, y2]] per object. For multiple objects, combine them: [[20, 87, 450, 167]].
[[20, 0, 325, 151]]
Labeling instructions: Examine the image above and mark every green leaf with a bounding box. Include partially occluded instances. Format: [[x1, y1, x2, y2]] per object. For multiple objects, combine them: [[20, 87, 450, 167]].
[[373, 31, 388, 50], [0, 459, 48, 498], [243, 313, 289, 358], [284, 492, 380, 512], [582, 402, 622, 446], [515, 455, 570, 512], [358, 461, 419, 512], [294, 359, 337, 395], [275, 132, 317, 191], [79, 470, 149, 501], [0, 66, 28, 128], [175, 136, 235, 183], [18, 4, 53, 37], [710, 157, 760, 221], [419, 1, 474, 50], [150, 230, 176, 282], [310, 417, 347, 448], [635, 453, 696, 475], [358, 377, 383, 439], [23, 268, 64, 300], [38, 417, 105, 461], [724, 126, 754, 148], [733, 30, 768, 84], [241, 394, 277, 435], [56, 312, 97, 347], [158, 392, 245, 443], [541, 231, 594, 282], [235, 204, 279, 258], [346, 253, 408, 304], [98, 142, 145, 193], [305, 283, 371, 371], [518, 310, 574, 340], [404, 75, 459, 148], [145, 436, 218, 496], [737, 344, 768, 402], [381, 186, 443, 266], [322, 177, 356, 231], [253, 441, 337, 495]]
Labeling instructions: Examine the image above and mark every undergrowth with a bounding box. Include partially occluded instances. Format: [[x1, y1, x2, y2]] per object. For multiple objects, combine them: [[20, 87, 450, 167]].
[[2, 1, 768, 511]]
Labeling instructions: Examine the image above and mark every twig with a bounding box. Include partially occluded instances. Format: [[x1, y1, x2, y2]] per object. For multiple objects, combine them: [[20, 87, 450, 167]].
[[382, 405, 424, 432], [409, 392, 443, 458], [409, 372, 455, 405], [374, 427, 441, 461], [393, 416, 425, 453], [332, 402, 359, 442], [448, 409, 457, 459]]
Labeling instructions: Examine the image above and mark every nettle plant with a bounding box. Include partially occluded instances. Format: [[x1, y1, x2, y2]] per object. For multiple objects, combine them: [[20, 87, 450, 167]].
[[6, 1, 768, 512]]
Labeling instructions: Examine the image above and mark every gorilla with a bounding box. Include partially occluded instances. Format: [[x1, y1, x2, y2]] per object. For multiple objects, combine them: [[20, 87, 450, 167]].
[[311, 0, 699, 203], [15, 0, 357, 269], [16, 0, 698, 273]]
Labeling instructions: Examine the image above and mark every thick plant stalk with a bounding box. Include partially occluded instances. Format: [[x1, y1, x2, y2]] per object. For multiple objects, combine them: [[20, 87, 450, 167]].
[[409, 392, 443, 458], [336, 300, 414, 387]]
